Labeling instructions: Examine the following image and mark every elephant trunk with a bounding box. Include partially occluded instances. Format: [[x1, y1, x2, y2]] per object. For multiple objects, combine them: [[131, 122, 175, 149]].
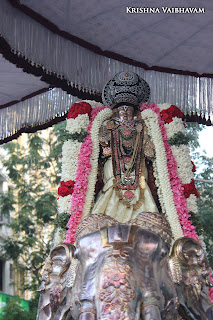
[[141, 296, 162, 320], [78, 301, 96, 320]]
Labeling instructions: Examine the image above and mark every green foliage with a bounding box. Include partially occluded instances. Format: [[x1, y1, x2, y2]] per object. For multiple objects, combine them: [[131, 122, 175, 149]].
[[1, 296, 38, 320], [54, 212, 70, 230], [186, 123, 213, 267], [0, 121, 66, 294], [168, 131, 190, 146], [195, 155, 213, 267], [188, 211, 204, 236], [185, 122, 203, 151], [0, 191, 15, 217], [35, 192, 57, 224], [64, 128, 87, 142]]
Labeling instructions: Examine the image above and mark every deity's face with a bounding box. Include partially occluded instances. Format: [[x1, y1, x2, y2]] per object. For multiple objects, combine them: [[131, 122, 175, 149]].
[[117, 105, 134, 121]]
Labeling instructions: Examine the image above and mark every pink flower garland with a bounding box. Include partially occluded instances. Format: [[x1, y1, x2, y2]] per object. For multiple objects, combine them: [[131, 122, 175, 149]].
[[209, 273, 213, 303], [141, 103, 199, 241], [64, 106, 108, 244]]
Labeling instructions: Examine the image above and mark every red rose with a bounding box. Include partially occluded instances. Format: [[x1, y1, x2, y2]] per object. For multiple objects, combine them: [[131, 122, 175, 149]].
[[191, 161, 196, 172], [58, 180, 75, 197], [160, 105, 184, 124], [67, 102, 92, 119], [169, 105, 184, 119], [183, 179, 200, 198], [160, 110, 173, 123]]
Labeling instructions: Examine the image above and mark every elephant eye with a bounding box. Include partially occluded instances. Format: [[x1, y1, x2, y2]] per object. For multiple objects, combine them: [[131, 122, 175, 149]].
[[160, 250, 167, 260]]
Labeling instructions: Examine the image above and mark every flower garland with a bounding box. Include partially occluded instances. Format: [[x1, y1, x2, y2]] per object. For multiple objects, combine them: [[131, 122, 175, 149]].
[[61, 140, 82, 182], [58, 100, 200, 243], [65, 106, 112, 244], [55, 99, 212, 301], [210, 274, 213, 303], [170, 145, 194, 184], [158, 104, 213, 302], [58, 194, 72, 215], [58, 100, 200, 241], [56, 102, 92, 242], [82, 107, 112, 218], [66, 113, 90, 134], [160, 104, 200, 215], [58, 180, 75, 197], [67, 102, 92, 119], [160, 104, 184, 123], [141, 103, 199, 241], [141, 107, 184, 240], [164, 117, 186, 139]]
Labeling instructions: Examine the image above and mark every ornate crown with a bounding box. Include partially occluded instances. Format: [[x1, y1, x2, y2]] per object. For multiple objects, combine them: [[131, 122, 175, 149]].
[[102, 71, 150, 108]]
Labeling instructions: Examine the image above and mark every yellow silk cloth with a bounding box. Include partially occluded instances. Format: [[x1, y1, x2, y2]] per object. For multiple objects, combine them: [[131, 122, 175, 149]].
[[91, 158, 158, 223]]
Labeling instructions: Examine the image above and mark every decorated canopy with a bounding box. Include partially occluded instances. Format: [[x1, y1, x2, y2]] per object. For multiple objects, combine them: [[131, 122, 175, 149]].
[[0, 0, 213, 144]]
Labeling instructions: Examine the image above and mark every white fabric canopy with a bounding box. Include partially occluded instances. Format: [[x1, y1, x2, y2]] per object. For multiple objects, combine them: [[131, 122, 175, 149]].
[[0, 54, 49, 107], [17, 0, 213, 75], [0, 0, 212, 143]]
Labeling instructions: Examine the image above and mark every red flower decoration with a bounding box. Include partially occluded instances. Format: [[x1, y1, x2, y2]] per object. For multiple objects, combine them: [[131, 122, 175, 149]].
[[191, 161, 196, 172], [58, 180, 75, 197], [67, 102, 92, 119], [160, 105, 184, 124], [183, 179, 200, 198]]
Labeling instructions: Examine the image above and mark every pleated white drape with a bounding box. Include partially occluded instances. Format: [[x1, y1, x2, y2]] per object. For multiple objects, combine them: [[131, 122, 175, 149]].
[[0, 0, 212, 141]]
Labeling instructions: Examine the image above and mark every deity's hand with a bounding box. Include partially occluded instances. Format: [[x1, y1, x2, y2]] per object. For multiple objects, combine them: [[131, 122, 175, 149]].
[[144, 140, 155, 159]]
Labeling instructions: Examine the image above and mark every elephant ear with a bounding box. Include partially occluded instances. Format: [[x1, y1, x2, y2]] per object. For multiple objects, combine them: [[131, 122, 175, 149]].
[[169, 237, 213, 320], [37, 243, 75, 319]]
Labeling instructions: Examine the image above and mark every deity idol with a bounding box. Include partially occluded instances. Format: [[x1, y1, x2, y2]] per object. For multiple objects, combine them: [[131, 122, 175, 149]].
[[91, 72, 159, 222], [37, 72, 213, 320]]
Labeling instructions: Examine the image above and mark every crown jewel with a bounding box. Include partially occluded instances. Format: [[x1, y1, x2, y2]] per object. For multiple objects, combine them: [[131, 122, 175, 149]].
[[102, 71, 150, 108]]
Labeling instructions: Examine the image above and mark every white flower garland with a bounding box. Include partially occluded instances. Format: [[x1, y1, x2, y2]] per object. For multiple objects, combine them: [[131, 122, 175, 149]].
[[61, 140, 82, 182], [53, 228, 63, 246], [57, 111, 91, 216], [163, 112, 199, 214], [186, 194, 199, 214], [158, 103, 171, 111], [152, 159, 166, 213], [171, 145, 194, 184], [164, 117, 186, 139], [141, 109, 184, 240], [82, 108, 113, 217], [57, 194, 72, 214], [66, 113, 90, 134]]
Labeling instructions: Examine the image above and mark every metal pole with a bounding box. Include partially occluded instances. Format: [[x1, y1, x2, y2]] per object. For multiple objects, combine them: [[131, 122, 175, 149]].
[[194, 178, 213, 184]]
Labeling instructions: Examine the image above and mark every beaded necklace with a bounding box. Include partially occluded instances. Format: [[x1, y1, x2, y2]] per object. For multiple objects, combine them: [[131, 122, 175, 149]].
[[111, 119, 145, 208]]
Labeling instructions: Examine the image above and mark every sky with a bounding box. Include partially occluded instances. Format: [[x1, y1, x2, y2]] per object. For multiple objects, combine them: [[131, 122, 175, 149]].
[[199, 126, 213, 157]]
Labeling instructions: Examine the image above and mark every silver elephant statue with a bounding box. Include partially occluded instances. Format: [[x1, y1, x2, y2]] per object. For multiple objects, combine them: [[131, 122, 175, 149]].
[[37, 212, 213, 320]]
